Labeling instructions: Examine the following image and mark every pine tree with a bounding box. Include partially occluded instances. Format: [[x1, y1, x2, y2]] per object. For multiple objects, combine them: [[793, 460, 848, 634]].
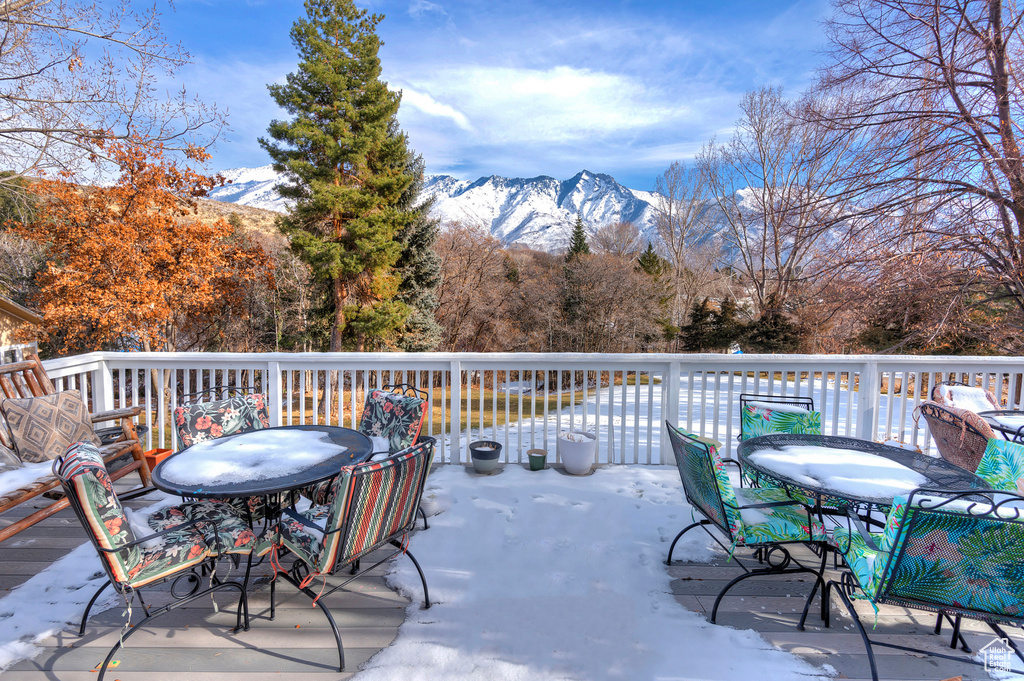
[[636, 241, 666, 277], [745, 294, 802, 353], [393, 151, 442, 352], [260, 0, 414, 351], [708, 296, 745, 351], [565, 212, 591, 262], [680, 298, 715, 352]]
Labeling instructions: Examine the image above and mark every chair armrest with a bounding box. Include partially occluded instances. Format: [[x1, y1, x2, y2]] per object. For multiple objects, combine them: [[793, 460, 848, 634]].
[[834, 509, 881, 555], [91, 406, 142, 424], [96, 517, 207, 553]]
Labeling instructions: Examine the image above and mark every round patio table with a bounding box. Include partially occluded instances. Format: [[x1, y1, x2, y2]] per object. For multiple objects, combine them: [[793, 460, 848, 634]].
[[738, 433, 988, 511], [979, 410, 1024, 442], [151, 424, 373, 499]]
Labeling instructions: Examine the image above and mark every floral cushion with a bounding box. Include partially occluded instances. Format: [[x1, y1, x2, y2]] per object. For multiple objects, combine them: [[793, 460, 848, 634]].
[[830, 526, 886, 596], [740, 403, 821, 441], [147, 500, 260, 556], [666, 423, 742, 538], [279, 468, 354, 573], [4, 390, 101, 463], [732, 486, 828, 545], [359, 390, 426, 454], [976, 439, 1024, 493], [174, 393, 269, 448], [56, 442, 212, 586]]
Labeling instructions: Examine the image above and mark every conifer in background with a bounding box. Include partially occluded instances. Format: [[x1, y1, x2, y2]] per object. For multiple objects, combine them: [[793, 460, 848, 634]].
[[565, 211, 591, 262], [393, 152, 442, 352], [260, 0, 414, 351]]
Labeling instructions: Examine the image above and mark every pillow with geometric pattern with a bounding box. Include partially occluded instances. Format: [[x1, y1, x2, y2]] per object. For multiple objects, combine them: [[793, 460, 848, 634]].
[[1, 390, 100, 463]]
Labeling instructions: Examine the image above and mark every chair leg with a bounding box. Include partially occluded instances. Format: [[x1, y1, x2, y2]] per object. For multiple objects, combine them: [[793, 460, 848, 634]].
[[277, 569, 346, 671], [98, 580, 246, 681], [78, 580, 111, 636], [391, 539, 430, 609], [418, 506, 429, 530], [270, 576, 276, 621], [710, 547, 821, 624], [797, 547, 829, 631], [831, 581, 880, 681], [666, 520, 709, 565]]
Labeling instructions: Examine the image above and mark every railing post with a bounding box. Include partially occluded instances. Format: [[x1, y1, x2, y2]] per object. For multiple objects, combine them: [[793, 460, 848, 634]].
[[268, 360, 283, 427], [449, 359, 461, 464], [93, 356, 115, 413], [856, 359, 880, 441], [661, 359, 681, 463]]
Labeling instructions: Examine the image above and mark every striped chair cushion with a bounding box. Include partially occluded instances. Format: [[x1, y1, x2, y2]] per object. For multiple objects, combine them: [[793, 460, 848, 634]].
[[279, 440, 433, 576]]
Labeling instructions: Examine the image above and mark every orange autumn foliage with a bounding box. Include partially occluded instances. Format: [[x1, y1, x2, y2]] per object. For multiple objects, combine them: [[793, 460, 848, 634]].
[[15, 138, 273, 354]]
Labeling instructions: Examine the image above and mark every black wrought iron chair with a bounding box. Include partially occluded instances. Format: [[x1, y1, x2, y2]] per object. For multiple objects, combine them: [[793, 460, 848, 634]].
[[55, 441, 252, 680], [271, 436, 435, 671], [173, 386, 291, 520], [828, 488, 1024, 681], [664, 422, 828, 622], [300, 383, 430, 525]]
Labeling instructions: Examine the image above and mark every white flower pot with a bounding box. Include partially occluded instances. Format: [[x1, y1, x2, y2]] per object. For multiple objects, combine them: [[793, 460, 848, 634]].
[[557, 431, 597, 475]]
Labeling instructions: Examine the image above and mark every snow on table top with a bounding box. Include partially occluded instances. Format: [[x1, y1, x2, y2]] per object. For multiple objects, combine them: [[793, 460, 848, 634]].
[[745, 401, 809, 414], [940, 385, 994, 413], [159, 429, 346, 487], [991, 413, 1024, 432], [748, 445, 927, 501]]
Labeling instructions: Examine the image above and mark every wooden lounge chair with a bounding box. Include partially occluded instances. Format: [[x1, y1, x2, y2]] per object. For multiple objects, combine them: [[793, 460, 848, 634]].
[[0, 353, 150, 542]]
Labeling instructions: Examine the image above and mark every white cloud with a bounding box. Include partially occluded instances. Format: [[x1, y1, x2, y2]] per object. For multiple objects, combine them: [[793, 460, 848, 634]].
[[409, 0, 446, 18], [399, 65, 688, 146], [400, 89, 472, 130]]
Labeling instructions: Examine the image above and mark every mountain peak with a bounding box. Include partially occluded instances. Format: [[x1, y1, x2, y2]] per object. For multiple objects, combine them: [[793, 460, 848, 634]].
[[208, 167, 663, 252]]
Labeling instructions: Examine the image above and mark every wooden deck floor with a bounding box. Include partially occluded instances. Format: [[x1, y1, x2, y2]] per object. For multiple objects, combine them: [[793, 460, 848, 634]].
[[1, 481, 1021, 680]]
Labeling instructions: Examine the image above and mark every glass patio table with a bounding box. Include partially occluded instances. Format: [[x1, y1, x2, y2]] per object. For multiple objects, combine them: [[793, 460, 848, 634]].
[[738, 433, 988, 515], [979, 410, 1024, 442], [151, 424, 373, 502]]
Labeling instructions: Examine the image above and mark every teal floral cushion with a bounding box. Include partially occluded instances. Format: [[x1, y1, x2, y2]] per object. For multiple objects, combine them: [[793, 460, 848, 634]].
[[976, 439, 1024, 493], [831, 526, 886, 597], [732, 486, 828, 545], [740, 404, 821, 441]]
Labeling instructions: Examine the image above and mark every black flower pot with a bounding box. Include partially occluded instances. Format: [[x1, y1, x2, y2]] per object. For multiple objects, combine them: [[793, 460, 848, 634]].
[[469, 440, 502, 474]]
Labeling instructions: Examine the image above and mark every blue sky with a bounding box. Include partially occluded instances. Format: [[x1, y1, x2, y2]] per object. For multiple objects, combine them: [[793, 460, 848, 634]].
[[165, 0, 831, 191]]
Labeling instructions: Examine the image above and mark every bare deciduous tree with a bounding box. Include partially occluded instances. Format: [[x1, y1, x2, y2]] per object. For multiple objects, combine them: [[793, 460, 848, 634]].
[[0, 0, 223, 189], [697, 86, 867, 317], [591, 220, 643, 260], [815, 0, 1024, 345]]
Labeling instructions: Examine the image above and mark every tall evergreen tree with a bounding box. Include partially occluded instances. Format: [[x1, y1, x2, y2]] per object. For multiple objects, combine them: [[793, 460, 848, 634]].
[[393, 151, 442, 352], [680, 298, 715, 352], [260, 0, 414, 351], [708, 295, 745, 351], [565, 211, 591, 262]]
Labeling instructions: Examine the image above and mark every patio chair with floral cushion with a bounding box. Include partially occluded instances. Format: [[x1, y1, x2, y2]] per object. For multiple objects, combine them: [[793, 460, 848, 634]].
[[827, 488, 1024, 681], [663, 422, 829, 622], [55, 441, 255, 680], [271, 436, 435, 671], [974, 438, 1024, 493], [915, 400, 995, 472], [931, 381, 1001, 412], [737, 394, 821, 487], [299, 384, 428, 507], [173, 387, 292, 520]]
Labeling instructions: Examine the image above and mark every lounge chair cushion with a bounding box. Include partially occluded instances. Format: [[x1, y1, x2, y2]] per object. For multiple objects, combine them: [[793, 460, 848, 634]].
[[4, 390, 100, 463], [359, 389, 426, 454]]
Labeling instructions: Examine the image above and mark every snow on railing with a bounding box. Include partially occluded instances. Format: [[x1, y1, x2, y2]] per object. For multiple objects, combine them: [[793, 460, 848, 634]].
[[40, 352, 1024, 465]]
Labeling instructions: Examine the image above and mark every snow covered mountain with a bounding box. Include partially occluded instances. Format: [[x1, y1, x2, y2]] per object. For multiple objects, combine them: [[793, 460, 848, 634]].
[[207, 166, 665, 251]]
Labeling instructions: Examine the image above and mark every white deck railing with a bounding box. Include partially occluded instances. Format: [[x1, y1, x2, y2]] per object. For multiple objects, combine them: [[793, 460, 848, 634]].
[[40, 352, 1024, 465]]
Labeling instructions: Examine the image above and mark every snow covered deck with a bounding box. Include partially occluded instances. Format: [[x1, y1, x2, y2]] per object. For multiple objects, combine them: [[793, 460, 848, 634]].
[[1, 463, 1020, 680]]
